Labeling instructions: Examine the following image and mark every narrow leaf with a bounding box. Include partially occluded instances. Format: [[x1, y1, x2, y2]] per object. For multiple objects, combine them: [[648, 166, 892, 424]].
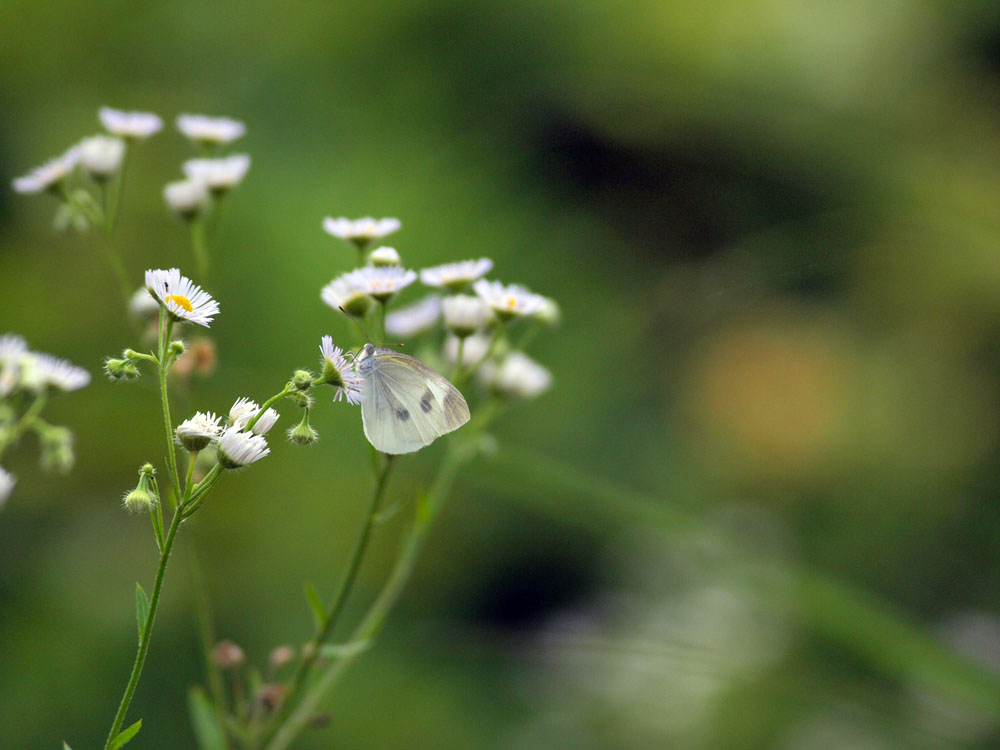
[[109, 719, 142, 749], [188, 686, 226, 750], [318, 639, 371, 660], [303, 582, 326, 630], [135, 583, 149, 646], [63, 743, 73, 749]]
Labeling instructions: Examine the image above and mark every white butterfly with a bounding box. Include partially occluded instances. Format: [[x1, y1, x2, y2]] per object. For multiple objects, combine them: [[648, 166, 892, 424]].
[[356, 343, 471, 454]]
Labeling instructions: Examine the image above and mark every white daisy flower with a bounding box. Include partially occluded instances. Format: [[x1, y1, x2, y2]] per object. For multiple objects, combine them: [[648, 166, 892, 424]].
[[26, 352, 91, 392], [163, 179, 209, 219], [0, 466, 15, 509], [99, 107, 163, 139], [473, 279, 546, 321], [182, 154, 251, 193], [145, 268, 219, 327], [322, 217, 401, 244], [0, 333, 28, 365], [370, 246, 401, 267], [216, 427, 269, 469], [386, 294, 441, 338], [229, 397, 261, 430], [320, 275, 372, 317], [534, 297, 561, 326], [176, 411, 222, 452], [251, 408, 280, 436], [482, 351, 552, 399], [176, 113, 246, 145], [443, 333, 492, 368], [442, 294, 491, 338], [319, 335, 364, 404], [78, 135, 126, 180], [420, 258, 494, 291], [345, 265, 417, 302], [12, 147, 80, 194]]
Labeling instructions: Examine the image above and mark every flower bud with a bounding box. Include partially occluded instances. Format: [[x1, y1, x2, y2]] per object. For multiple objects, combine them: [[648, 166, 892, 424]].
[[369, 246, 401, 266], [213, 640, 245, 669], [290, 389, 315, 409], [288, 414, 319, 446], [163, 179, 208, 221], [269, 645, 295, 671], [168, 340, 186, 357], [292, 370, 314, 391], [78, 135, 125, 181], [122, 463, 158, 514], [39, 426, 75, 473]]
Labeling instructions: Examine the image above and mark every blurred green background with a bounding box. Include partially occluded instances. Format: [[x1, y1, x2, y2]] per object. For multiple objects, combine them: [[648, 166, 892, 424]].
[[4, 1, 1000, 747]]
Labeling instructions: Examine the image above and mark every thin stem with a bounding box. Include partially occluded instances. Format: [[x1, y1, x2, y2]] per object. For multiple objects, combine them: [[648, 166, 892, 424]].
[[158, 316, 183, 501], [244, 387, 293, 432], [266, 457, 395, 738], [107, 143, 132, 234], [104, 502, 186, 749], [98, 181, 132, 306], [0, 391, 48, 456], [451, 337, 465, 382], [191, 218, 209, 280], [457, 322, 504, 387]]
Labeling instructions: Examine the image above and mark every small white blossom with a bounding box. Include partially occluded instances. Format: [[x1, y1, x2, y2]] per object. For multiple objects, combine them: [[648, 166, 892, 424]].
[[473, 279, 546, 320], [163, 179, 209, 219], [182, 154, 251, 192], [0, 466, 15, 509], [443, 333, 492, 368], [145, 268, 219, 327], [251, 408, 280, 435], [442, 294, 491, 337], [12, 147, 80, 194], [176, 113, 246, 145], [420, 258, 493, 291], [78, 135, 126, 180], [99, 107, 163, 139], [217, 427, 269, 469], [320, 275, 372, 317], [129, 287, 161, 319], [319, 336, 363, 404], [535, 297, 561, 326], [176, 411, 222, 451], [27, 352, 91, 392], [482, 351, 552, 399], [345, 265, 417, 302], [229, 397, 261, 429], [0, 334, 28, 365], [386, 295, 441, 338], [370, 246, 401, 266], [322, 217, 401, 244]]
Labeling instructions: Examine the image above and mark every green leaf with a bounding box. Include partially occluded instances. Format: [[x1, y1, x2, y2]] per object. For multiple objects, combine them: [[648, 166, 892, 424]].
[[303, 582, 326, 630], [135, 583, 149, 646], [109, 719, 142, 749], [188, 686, 226, 750], [63, 743, 73, 749], [318, 639, 371, 660]]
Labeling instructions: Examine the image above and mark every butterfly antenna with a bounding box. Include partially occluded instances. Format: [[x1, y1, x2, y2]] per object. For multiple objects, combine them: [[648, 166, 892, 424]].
[[338, 306, 373, 343]]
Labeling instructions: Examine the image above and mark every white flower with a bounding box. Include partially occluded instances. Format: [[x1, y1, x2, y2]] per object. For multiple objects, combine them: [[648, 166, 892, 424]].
[[441, 294, 491, 337], [78, 135, 126, 180], [163, 179, 209, 219], [217, 427, 269, 469], [128, 287, 161, 319], [473, 279, 546, 320], [0, 334, 28, 365], [345, 265, 417, 302], [320, 275, 372, 317], [99, 107, 163, 139], [322, 217, 401, 244], [176, 113, 246, 145], [12, 147, 80, 194], [535, 297, 561, 326], [145, 268, 219, 327], [420, 258, 493, 291], [251, 408, 280, 435], [229, 397, 260, 429], [319, 336, 363, 404], [443, 333, 491, 368], [0, 466, 15, 509], [182, 154, 251, 192], [370, 246, 401, 266], [26, 352, 91, 392], [176, 411, 222, 451], [386, 295, 441, 338], [482, 351, 552, 399]]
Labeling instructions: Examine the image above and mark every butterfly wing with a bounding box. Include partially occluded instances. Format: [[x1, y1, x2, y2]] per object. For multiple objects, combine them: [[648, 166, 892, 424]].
[[361, 349, 471, 455]]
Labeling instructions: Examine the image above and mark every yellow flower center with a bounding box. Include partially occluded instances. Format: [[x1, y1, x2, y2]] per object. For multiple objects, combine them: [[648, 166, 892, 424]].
[[505, 296, 517, 310], [167, 294, 193, 312]]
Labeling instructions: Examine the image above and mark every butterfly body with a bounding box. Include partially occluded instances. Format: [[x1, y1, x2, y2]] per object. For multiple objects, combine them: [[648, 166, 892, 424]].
[[357, 344, 470, 454]]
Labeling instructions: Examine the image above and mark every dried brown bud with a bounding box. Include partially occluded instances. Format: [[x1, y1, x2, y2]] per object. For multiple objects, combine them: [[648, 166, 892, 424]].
[[212, 639, 245, 669], [269, 644, 295, 671]]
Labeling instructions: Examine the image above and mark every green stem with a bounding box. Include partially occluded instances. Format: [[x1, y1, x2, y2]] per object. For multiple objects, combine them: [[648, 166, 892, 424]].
[[0, 391, 48, 456], [104, 502, 186, 749], [158, 315, 183, 501], [99, 182, 132, 306], [191, 218, 209, 281], [244, 387, 293, 433], [266, 457, 395, 738]]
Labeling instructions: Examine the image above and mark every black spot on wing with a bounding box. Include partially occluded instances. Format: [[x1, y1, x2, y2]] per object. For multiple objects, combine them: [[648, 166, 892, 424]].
[[395, 408, 410, 421], [420, 390, 434, 413]]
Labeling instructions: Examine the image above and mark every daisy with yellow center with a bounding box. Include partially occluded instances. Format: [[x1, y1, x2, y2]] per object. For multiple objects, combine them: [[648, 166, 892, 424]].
[[144, 268, 219, 327], [472, 279, 547, 321], [345, 265, 417, 303]]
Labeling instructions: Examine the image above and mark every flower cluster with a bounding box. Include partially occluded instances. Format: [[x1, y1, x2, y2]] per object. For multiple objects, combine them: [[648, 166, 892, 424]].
[[165, 113, 250, 221], [175, 397, 278, 469], [0, 333, 90, 507]]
